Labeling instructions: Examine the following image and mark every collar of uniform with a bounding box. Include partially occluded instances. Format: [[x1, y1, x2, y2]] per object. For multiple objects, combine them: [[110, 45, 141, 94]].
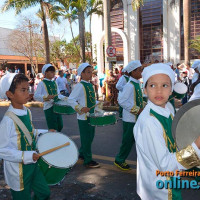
[[147, 100, 171, 118], [129, 76, 140, 83], [44, 78, 53, 81], [81, 80, 90, 83], [8, 105, 28, 116], [124, 75, 129, 78]]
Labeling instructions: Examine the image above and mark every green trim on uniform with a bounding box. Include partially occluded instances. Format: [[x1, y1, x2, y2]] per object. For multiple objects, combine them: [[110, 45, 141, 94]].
[[11, 111, 50, 200], [124, 75, 129, 82], [168, 95, 176, 113], [44, 106, 63, 132], [78, 81, 96, 164], [80, 81, 96, 113], [42, 80, 63, 131], [42, 80, 59, 102], [115, 80, 143, 164], [130, 81, 144, 109], [150, 109, 182, 200], [115, 121, 135, 163]]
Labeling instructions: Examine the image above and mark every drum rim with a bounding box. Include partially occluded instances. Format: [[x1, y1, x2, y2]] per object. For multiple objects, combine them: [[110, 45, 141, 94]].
[[171, 99, 200, 150], [89, 112, 116, 118], [53, 110, 76, 115], [89, 121, 117, 127], [37, 132, 79, 169]]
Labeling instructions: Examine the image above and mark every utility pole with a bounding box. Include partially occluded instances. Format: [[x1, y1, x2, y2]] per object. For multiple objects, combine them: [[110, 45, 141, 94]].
[[28, 20, 35, 76], [103, 0, 112, 71]]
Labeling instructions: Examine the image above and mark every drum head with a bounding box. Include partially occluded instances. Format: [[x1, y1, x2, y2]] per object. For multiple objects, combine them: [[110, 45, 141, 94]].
[[172, 99, 200, 150], [37, 132, 78, 168]]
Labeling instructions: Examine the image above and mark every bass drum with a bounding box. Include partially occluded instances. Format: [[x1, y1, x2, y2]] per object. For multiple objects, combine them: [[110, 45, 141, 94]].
[[37, 132, 78, 185]]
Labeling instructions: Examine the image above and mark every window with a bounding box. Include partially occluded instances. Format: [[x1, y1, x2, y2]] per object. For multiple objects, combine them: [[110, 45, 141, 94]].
[[140, 0, 163, 63]]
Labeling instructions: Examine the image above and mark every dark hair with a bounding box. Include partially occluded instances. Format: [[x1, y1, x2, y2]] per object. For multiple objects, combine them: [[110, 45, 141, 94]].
[[66, 74, 71, 77], [82, 66, 92, 73], [9, 73, 29, 94], [46, 66, 55, 73]]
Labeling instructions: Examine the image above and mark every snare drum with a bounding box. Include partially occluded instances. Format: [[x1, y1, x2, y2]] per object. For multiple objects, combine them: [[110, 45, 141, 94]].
[[37, 132, 78, 185], [53, 100, 76, 115], [89, 112, 117, 126], [172, 82, 188, 99]]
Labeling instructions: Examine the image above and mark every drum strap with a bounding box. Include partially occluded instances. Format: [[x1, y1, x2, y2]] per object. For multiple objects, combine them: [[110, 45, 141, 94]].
[[5, 111, 33, 145]]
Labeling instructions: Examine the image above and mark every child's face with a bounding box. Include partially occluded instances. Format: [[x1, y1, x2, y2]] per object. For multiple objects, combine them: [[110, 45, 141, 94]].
[[81, 67, 93, 81], [45, 71, 55, 79], [144, 74, 172, 108], [7, 81, 30, 108], [130, 66, 143, 80]]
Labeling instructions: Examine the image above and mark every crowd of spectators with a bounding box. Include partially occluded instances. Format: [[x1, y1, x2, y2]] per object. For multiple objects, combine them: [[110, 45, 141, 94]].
[[0, 61, 196, 106]]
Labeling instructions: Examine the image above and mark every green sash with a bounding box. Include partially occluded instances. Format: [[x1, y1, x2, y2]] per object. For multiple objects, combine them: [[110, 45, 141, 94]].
[[124, 75, 129, 82], [150, 109, 182, 200], [130, 81, 144, 109], [80, 81, 96, 113], [43, 79, 59, 102], [17, 111, 36, 151]]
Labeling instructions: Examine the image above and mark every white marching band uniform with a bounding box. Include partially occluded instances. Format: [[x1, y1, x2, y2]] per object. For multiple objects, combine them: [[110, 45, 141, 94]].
[[0, 106, 37, 191], [118, 77, 140, 123], [34, 78, 65, 110], [134, 100, 200, 200]]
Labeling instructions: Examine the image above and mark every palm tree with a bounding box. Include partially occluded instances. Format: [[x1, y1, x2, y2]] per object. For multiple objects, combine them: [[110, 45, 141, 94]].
[[2, 0, 56, 64]]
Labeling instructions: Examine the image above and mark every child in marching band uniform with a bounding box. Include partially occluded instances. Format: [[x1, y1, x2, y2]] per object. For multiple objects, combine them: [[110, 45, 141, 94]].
[[68, 63, 101, 168], [134, 63, 200, 200], [114, 60, 144, 170], [0, 73, 50, 200], [34, 64, 66, 132], [116, 66, 129, 119]]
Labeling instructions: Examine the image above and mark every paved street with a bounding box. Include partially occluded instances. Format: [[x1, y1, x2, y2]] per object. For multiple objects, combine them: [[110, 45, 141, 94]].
[[0, 106, 200, 199]]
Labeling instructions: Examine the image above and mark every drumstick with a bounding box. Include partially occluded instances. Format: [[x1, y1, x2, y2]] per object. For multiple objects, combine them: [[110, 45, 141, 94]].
[[38, 142, 70, 157], [89, 102, 101, 110]]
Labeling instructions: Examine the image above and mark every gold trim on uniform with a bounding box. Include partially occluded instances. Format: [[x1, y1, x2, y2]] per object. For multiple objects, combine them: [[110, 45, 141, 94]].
[[166, 177, 172, 200], [75, 105, 83, 114], [130, 105, 140, 115], [14, 123, 24, 191], [176, 145, 200, 169], [43, 96, 48, 101]]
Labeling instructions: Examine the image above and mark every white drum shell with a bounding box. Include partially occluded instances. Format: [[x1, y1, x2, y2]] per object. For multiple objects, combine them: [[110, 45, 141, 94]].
[[37, 132, 78, 168]]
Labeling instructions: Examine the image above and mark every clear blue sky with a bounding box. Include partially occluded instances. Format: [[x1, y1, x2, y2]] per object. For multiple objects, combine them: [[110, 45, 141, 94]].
[[0, 1, 89, 43]]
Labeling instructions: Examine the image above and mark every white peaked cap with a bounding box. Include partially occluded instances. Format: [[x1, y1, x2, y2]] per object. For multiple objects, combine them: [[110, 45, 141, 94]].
[[77, 63, 91, 76], [42, 64, 53, 75], [126, 60, 142, 73], [142, 63, 175, 91], [0, 73, 17, 99]]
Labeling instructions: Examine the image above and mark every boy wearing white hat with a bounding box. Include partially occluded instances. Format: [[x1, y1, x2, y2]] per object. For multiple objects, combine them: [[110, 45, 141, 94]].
[[134, 63, 200, 200], [116, 66, 129, 119], [34, 64, 66, 132], [114, 60, 144, 170], [0, 73, 50, 199], [68, 63, 105, 168]]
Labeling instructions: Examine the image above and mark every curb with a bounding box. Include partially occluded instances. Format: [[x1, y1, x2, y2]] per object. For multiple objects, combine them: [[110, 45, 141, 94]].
[[0, 101, 119, 111]]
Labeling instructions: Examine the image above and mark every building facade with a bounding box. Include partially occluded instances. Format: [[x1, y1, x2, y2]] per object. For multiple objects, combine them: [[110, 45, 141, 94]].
[[91, 0, 200, 72]]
